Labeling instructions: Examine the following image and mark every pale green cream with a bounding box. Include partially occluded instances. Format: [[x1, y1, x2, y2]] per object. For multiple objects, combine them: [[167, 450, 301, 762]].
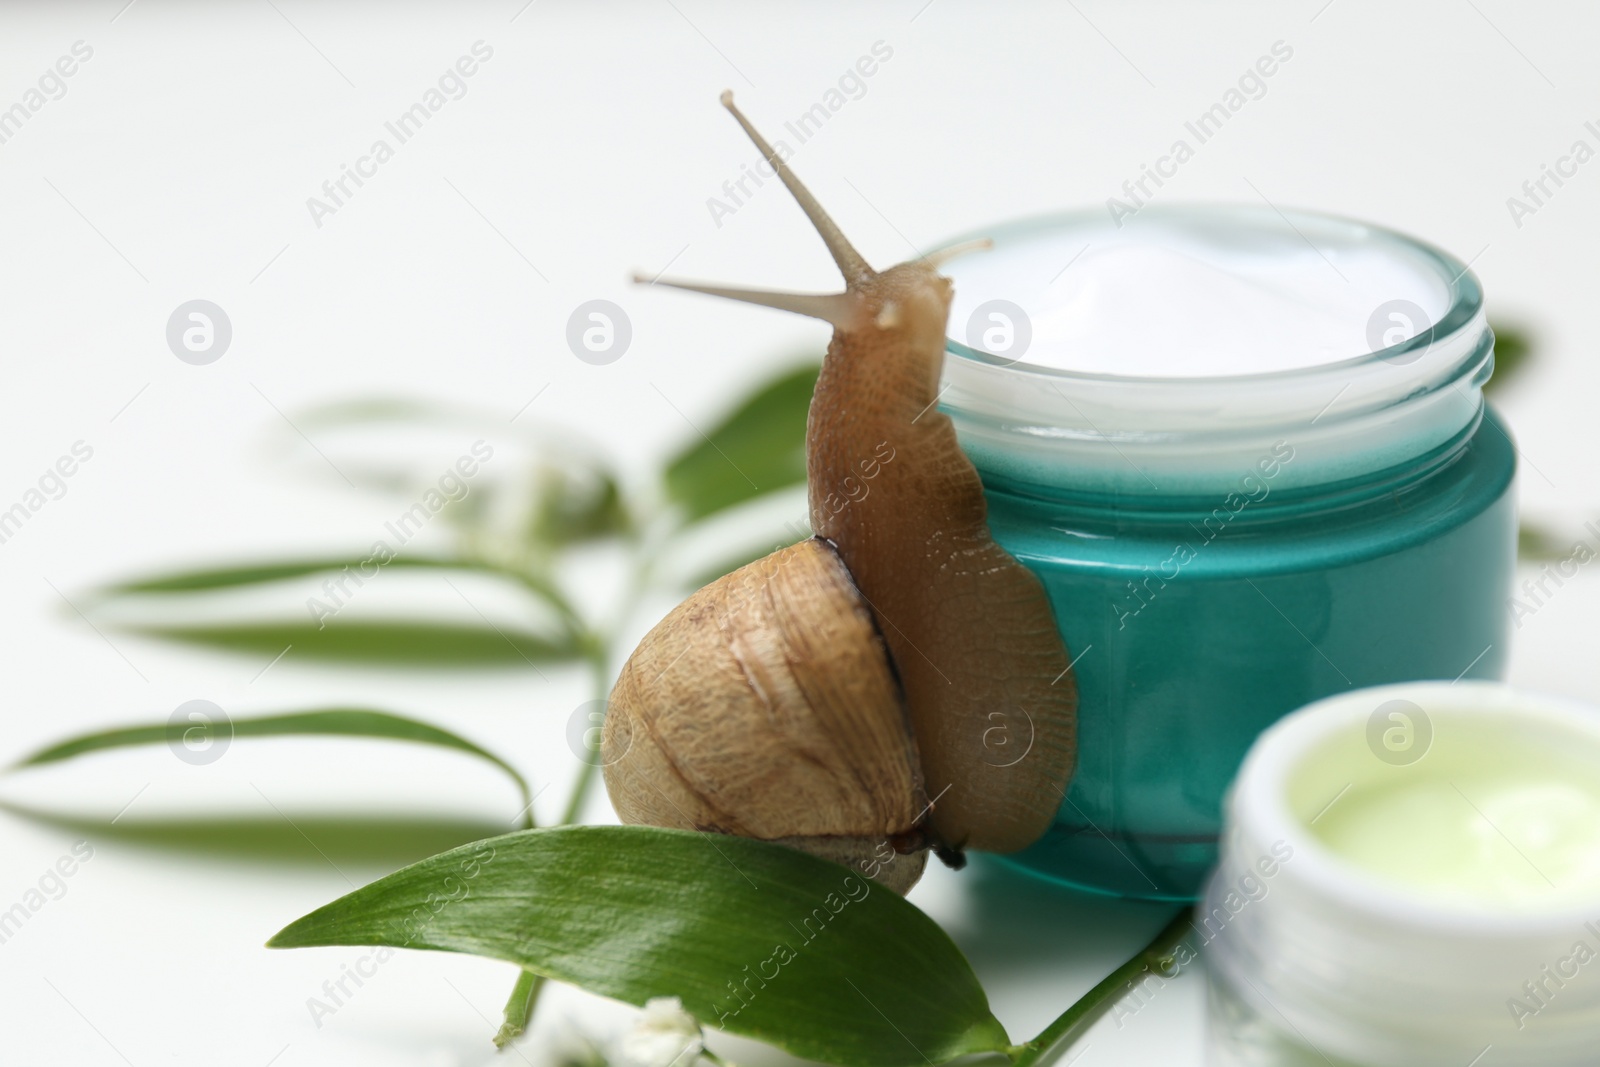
[[1309, 735, 1600, 911]]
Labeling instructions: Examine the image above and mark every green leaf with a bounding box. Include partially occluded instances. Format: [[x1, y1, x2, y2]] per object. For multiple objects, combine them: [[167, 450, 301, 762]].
[[1519, 522, 1571, 562], [122, 620, 577, 669], [664, 363, 818, 523], [295, 397, 461, 429], [0, 804, 508, 868], [269, 825, 1010, 1067], [100, 556, 467, 596], [1487, 322, 1534, 395], [13, 708, 532, 819]]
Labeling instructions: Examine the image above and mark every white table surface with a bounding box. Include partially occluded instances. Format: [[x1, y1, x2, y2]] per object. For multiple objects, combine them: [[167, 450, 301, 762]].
[[1, 2, 1596, 1064]]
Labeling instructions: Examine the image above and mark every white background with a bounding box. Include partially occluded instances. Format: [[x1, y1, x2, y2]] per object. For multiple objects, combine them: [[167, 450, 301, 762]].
[[0, 2, 1596, 1065]]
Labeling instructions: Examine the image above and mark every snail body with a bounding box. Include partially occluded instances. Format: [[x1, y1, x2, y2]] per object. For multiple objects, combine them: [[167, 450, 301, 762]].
[[603, 94, 1077, 891]]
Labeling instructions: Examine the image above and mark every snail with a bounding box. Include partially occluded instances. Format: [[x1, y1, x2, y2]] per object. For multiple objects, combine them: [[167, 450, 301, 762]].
[[602, 93, 1077, 893]]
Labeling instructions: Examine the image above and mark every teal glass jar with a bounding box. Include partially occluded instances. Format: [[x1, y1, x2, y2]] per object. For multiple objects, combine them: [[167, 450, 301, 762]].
[[935, 206, 1517, 901]]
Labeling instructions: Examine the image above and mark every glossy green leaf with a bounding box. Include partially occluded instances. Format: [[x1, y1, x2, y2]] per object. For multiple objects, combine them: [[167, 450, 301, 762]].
[[100, 556, 467, 596], [122, 620, 576, 668], [269, 825, 1010, 1067], [664, 363, 818, 523], [14, 708, 531, 818], [1487, 322, 1533, 395]]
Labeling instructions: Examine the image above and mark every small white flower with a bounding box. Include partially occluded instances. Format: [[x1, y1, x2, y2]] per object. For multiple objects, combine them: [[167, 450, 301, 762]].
[[614, 996, 705, 1067]]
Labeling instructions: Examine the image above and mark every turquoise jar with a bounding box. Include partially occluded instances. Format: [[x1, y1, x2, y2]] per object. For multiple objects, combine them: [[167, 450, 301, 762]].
[[936, 206, 1516, 900]]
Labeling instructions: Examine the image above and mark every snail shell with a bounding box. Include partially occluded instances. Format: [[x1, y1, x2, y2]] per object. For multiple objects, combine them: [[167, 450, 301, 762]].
[[605, 537, 928, 893]]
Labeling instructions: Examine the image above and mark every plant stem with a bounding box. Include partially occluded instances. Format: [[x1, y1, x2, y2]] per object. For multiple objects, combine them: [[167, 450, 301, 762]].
[[494, 510, 678, 1049], [494, 970, 547, 1049], [558, 653, 614, 826], [1008, 908, 1195, 1067], [496, 646, 615, 1049]]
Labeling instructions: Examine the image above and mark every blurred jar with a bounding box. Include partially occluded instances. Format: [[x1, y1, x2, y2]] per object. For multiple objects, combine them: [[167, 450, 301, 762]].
[[1204, 682, 1600, 1066]]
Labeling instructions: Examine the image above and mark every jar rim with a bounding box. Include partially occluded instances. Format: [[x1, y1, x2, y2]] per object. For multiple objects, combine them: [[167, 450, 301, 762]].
[[932, 204, 1495, 496], [936, 202, 1484, 385]]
